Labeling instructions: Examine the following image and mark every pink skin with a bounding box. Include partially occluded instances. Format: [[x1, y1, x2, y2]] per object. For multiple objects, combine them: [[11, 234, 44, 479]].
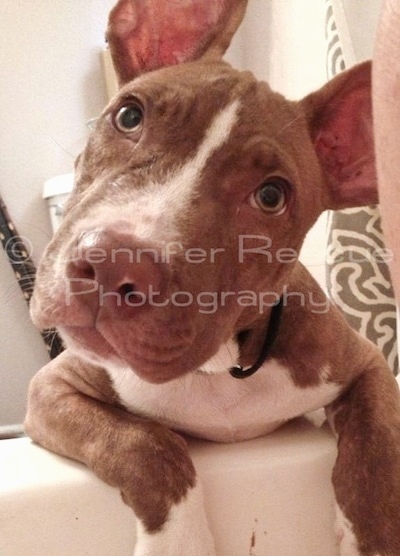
[[107, 0, 248, 82], [373, 0, 400, 298]]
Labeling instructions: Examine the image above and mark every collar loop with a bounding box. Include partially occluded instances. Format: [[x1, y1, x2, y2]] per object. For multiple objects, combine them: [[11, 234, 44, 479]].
[[229, 297, 284, 379]]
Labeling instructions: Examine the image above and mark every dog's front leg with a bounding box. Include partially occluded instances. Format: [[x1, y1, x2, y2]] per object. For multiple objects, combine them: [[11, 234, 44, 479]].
[[326, 357, 400, 556], [24, 352, 216, 556]]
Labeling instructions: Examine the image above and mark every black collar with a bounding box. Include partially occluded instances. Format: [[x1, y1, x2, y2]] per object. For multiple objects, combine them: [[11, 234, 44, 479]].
[[229, 297, 284, 379]]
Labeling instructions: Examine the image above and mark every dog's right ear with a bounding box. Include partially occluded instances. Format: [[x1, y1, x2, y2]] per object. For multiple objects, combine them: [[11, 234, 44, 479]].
[[302, 61, 378, 210], [106, 0, 248, 85]]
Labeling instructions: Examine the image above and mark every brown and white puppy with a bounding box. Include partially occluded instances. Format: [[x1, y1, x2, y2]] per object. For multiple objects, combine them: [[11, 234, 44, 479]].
[[25, 1, 400, 554]]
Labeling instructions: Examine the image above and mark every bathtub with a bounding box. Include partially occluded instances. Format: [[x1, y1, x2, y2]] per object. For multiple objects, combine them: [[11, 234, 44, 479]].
[[0, 418, 338, 556]]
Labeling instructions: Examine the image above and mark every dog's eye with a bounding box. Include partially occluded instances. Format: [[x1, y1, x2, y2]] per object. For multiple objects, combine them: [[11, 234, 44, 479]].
[[252, 177, 289, 215], [114, 103, 144, 133]]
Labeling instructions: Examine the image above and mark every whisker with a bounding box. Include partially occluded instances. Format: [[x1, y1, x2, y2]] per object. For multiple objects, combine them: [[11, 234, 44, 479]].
[[277, 113, 305, 136]]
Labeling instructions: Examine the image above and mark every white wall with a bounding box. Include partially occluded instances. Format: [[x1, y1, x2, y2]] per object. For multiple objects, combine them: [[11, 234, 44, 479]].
[[0, 0, 115, 426], [342, 0, 382, 62], [268, 0, 327, 98]]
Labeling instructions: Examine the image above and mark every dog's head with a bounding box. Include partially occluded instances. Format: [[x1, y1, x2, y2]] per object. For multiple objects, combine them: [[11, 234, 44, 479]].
[[31, 0, 377, 383]]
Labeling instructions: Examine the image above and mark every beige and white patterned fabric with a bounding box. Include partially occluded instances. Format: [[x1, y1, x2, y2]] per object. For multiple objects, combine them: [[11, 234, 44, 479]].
[[325, 0, 398, 373]]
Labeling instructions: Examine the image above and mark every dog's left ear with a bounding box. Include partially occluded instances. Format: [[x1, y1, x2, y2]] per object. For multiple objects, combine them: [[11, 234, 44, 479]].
[[106, 0, 248, 85], [302, 61, 378, 210]]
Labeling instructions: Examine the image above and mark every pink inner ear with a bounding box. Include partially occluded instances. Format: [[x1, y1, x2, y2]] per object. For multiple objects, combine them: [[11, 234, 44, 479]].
[[108, 0, 244, 83], [315, 87, 378, 207]]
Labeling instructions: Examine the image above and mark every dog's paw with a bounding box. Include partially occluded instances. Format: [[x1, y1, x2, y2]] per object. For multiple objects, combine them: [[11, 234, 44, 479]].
[[134, 483, 216, 556]]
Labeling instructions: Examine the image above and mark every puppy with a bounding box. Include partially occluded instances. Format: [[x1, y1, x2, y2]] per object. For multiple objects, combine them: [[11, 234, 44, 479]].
[[26, 0, 400, 554]]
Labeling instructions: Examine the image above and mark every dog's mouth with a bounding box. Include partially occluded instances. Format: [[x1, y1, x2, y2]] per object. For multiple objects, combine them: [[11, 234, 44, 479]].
[[32, 265, 238, 382], [58, 321, 213, 383]]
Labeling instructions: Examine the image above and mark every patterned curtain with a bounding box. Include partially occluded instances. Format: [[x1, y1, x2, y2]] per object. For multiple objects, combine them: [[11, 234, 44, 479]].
[[325, 0, 398, 373]]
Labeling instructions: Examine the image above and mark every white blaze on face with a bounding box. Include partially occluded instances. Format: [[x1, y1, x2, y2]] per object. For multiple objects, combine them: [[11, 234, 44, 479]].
[[131, 98, 241, 241], [181, 98, 241, 186]]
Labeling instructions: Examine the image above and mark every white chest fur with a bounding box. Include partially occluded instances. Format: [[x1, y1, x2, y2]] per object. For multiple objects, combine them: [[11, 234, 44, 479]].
[[105, 358, 341, 442]]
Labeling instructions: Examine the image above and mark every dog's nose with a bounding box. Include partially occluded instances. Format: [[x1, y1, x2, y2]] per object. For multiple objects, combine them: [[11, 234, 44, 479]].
[[66, 229, 168, 318]]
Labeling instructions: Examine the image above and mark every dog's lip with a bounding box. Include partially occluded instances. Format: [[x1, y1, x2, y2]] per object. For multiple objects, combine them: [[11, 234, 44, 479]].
[[127, 342, 193, 364], [59, 324, 197, 381], [59, 325, 118, 359]]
